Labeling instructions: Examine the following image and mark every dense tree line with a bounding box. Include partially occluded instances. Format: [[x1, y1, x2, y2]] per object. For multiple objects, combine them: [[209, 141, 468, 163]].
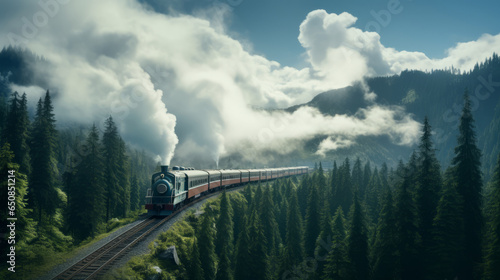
[[0, 90, 157, 275], [161, 91, 499, 280]]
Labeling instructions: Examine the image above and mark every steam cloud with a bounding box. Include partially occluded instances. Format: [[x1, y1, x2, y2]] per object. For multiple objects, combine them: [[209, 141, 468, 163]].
[[1, 2, 498, 165]]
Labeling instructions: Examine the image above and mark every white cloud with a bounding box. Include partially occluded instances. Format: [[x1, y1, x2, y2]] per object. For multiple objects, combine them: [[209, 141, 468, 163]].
[[298, 9, 500, 79]]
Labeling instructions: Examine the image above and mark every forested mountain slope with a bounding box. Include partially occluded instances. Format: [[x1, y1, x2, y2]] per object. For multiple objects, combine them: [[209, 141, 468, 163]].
[[290, 54, 500, 179]]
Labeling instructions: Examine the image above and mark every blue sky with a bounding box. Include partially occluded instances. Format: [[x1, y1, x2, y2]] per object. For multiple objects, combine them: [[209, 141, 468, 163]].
[[146, 0, 500, 67]]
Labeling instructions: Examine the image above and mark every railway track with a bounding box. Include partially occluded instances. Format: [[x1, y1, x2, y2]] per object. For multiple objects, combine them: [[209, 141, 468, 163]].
[[51, 188, 235, 280]]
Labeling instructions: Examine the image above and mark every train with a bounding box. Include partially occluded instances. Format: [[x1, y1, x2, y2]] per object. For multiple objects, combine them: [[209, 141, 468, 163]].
[[145, 165, 309, 216]]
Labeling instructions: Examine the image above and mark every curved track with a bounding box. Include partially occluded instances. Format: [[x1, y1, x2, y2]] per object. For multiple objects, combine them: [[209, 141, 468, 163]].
[[51, 189, 232, 280]]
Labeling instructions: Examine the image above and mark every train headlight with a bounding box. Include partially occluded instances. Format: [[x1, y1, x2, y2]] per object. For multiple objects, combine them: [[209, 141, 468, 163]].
[[157, 183, 168, 194]]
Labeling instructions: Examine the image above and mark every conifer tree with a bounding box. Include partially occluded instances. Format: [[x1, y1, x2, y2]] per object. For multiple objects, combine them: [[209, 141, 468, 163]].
[[371, 190, 397, 280], [216, 189, 234, 258], [365, 167, 381, 224], [117, 138, 130, 217], [352, 158, 363, 194], [431, 167, 463, 280], [323, 206, 349, 280], [315, 199, 333, 278], [336, 158, 353, 214], [452, 91, 483, 280], [346, 192, 369, 280], [379, 162, 389, 193], [231, 193, 247, 249], [415, 116, 442, 276], [102, 116, 122, 221], [362, 161, 372, 199], [0, 143, 34, 244], [297, 174, 309, 218], [329, 161, 338, 214], [5, 92, 30, 174], [129, 174, 140, 212], [305, 184, 321, 258], [248, 210, 270, 280], [484, 155, 500, 280], [317, 161, 327, 189], [395, 168, 419, 280], [30, 91, 59, 224], [281, 191, 304, 273], [234, 214, 252, 280], [277, 197, 289, 243], [66, 124, 106, 240], [198, 207, 217, 280], [188, 237, 204, 280], [261, 185, 281, 255]]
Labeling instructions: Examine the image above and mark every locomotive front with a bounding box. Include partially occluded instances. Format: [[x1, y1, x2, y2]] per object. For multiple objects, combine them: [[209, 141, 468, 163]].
[[145, 165, 176, 216]]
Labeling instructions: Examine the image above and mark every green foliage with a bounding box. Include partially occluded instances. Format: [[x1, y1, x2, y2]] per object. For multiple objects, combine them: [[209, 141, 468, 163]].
[[30, 91, 60, 224], [215, 190, 234, 259], [371, 190, 397, 280], [304, 184, 321, 258], [347, 192, 369, 280], [198, 206, 217, 280], [415, 117, 442, 275], [4, 92, 31, 174], [452, 91, 484, 280], [394, 167, 420, 280], [234, 213, 252, 280], [323, 206, 349, 280], [431, 168, 463, 280], [281, 191, 304, 272], [65, 124, 106, 241], [247, 210, 270, 280], [484, 155, 500, 280]]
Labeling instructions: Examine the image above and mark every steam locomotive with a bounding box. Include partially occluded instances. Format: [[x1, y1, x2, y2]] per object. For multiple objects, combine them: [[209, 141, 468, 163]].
[[145, 165, 309, 216]]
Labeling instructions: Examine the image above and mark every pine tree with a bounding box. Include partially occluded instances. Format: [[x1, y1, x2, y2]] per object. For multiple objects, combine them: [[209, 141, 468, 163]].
[[431, 167, 463, 280], [0, 143, 34, 244], [102, 116, 121, 221], [452, 91, 483, 280], [484, 154, 500, 280], [260, 185, 281, 255], [371, 189, 397, 280], [129, 174, 140, 212], [346, 192, 369, 280], [234, 214, 252, 280], [362, 161, 372, 199], [365, 167, 381, 224], [66, 124, 106, 240], [352, 158, 363, 194], [323, 206, 349, 280], [336, 158, 353, 214], [248, 210, 270, 280], [117, 138, 130, 217], [395, 167, 419, 280], [4, 92, 30, 174], [415, 117, 442, 276], [188, 237, 204, 280], [280, 191, 304, 274], [30, 91, 59, 224], [198, 207, 217, 280], [216, 189, 234, 258], [317, 161, 327, 189], [329, 161, 338, 214], [305, 184, 321, 258], [315, 199, 333, 278]]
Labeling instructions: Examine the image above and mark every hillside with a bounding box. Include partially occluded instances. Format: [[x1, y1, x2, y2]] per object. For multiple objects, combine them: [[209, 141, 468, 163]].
[[287, 54, 500, 179]]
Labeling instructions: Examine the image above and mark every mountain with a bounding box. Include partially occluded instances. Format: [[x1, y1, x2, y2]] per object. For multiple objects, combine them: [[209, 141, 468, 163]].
[[290, 53, 500, 179]]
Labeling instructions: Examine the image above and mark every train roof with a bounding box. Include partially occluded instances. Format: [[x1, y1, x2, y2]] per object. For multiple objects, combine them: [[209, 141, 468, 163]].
[[169, 170, 208, 177]]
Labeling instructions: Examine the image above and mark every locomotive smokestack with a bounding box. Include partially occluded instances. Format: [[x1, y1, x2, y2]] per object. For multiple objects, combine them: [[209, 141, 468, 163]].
[[161, 165, 169, 174]]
